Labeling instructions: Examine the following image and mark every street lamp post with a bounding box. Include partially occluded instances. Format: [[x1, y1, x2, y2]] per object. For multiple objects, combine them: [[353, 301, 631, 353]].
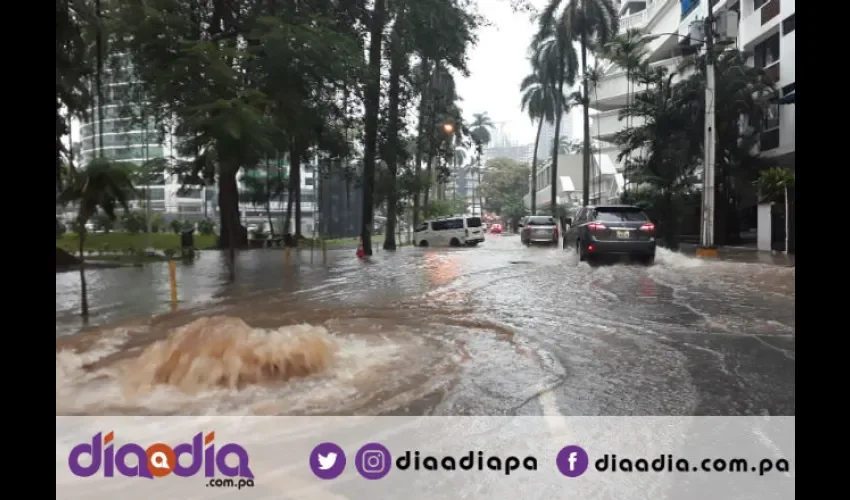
[[697, 2, 719, 257]]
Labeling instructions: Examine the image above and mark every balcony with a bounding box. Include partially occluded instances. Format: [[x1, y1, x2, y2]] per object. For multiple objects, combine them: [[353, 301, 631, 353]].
[[594, 57, 679, 108], [619, 9, 648, 31], [594, 109, 645, 142]]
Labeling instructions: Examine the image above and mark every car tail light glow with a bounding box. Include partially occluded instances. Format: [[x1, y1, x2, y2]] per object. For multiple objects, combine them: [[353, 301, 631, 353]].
[[639, 223, 655, 233], [588, 245, 595, 251], [587, 223, 606, 232]]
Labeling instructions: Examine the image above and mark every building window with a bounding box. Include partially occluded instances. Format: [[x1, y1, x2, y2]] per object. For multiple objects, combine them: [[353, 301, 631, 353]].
[[763, 98, 780, 131], [101, 147, 165, 161], [138, 187, 165, 201], [753, 0, 766, 8], [754, 33, 779, 68], [760, 129, 780, 151], [680, 0, 701, 18], [305, 177, 314, 186], [782, 14, 795, 35]]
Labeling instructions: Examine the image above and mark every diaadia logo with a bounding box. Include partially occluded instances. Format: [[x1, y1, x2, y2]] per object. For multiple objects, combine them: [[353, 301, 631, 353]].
[[67, 431, 255, 480]]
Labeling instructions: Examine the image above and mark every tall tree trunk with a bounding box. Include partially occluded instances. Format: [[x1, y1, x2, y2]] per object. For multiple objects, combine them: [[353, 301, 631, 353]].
[[580, 34, 592, 206], [423, 105, 438, 213], [78, 227, 89, 321], [412, 58, 432, 228], [285, 142, 297, 244], [217, 167, 243, 281], [293, 151, 302, 243], [530, 118, 543, 215], [360, 0, 386, 256], [384, 14, 405, 251], [265, 158, 275, 238], [550, 79, 564, 216]]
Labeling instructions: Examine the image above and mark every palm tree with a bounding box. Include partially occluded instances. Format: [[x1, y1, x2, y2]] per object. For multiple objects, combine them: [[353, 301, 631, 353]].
[[755, 167, 795, 254], [59, 158, 136, 320], [537, 0, 619, 206], [469, 112, 494, 216], [520, 61, 569, 215], [531, 22, 578, 217], [676, 48, 776, 244], [604, 28, 651, 195], [613, 67, 701, 250]]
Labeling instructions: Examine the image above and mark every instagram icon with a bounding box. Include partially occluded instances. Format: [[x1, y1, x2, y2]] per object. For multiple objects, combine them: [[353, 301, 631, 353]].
[[355, 443, 392, 480]]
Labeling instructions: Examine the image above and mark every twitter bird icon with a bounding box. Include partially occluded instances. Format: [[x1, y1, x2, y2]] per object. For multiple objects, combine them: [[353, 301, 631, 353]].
[[318, 452, 337, 470], [310, 442, 346, 479]]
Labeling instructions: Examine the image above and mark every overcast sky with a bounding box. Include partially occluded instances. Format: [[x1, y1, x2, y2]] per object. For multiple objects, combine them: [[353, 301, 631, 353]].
[[456, 0, 582, 146]]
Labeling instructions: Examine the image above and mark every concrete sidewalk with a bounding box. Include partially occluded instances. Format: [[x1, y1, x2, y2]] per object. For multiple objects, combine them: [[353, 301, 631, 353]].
[[677, 243, 795, 267]]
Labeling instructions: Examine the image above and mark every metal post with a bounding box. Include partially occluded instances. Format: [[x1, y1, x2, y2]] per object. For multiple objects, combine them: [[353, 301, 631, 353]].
[[698, 2, 718, 258], [143, 93, 152, 250]]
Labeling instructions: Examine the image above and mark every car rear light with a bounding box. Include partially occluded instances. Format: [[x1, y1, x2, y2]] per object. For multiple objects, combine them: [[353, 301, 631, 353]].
[[639, 223, 655, 233], [588, 245, 595, 251], [553, 227, 558, 238], [587, 223, 606, 232]]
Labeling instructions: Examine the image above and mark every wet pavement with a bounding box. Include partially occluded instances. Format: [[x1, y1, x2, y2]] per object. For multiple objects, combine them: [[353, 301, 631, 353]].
[[56, 234, 795, 417]]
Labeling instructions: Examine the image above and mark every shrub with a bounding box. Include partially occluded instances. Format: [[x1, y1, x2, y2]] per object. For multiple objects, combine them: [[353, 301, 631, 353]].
[[122, 212, 146, 233], [163, 248, 177, 259], [151, 214, 165, 233], [170, 219, 183, 234], [197, 218, 215, 235]]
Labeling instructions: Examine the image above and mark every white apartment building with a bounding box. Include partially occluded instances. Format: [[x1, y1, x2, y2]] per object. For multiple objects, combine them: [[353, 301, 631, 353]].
[[74, 57, 317, 232], [593, 0, 795, 172]]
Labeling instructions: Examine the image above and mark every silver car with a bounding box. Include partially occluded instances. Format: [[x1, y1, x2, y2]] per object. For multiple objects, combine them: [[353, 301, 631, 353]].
[[520, 215, 560, 246]]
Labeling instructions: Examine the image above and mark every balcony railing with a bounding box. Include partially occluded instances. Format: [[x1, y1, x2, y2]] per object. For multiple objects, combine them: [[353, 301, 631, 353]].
[[620, 10, 648, 31], [761, 0, 780, 25]]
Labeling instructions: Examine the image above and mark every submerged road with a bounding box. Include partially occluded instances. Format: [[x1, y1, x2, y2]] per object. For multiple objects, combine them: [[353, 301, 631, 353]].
[[56, 234, 795, 416]]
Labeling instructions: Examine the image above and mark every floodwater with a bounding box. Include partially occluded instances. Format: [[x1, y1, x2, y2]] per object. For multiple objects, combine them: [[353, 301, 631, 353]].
[[56, 235, 795, 416]]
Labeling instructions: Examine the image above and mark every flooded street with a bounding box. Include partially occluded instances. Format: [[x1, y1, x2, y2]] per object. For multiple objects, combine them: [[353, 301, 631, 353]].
[[56, 234, 795, 417]]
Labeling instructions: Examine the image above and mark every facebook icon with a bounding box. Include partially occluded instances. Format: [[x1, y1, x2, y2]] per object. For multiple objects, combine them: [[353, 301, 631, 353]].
[[557, 445, 589, 477]]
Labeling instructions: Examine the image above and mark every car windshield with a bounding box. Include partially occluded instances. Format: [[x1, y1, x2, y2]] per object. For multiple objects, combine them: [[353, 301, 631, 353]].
[[527, 217, 556, 226], [465, 217, 482, 228], [594, 208, 649, 222]]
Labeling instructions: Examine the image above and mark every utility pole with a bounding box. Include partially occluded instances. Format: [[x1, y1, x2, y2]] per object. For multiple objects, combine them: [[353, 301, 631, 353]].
[[698, 1, 718, 257]]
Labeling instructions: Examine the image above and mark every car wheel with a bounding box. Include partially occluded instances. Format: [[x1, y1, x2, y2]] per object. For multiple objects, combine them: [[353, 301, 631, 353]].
[[419, 240, 429, 247], [577, 240, 586, 261], [639, 253, 655, 266], [450, 238, 461, 247]]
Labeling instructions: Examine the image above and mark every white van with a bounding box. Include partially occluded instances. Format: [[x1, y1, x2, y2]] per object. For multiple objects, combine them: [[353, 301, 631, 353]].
[[414, 215, 484, 247]]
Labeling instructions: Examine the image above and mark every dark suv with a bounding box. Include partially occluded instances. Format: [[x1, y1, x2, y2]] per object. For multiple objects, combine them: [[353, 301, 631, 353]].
[[563, 205, 656, 264]]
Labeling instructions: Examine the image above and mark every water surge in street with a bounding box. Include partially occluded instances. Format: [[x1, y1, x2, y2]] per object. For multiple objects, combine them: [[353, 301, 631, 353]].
[[56, 235, 795, 417]]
